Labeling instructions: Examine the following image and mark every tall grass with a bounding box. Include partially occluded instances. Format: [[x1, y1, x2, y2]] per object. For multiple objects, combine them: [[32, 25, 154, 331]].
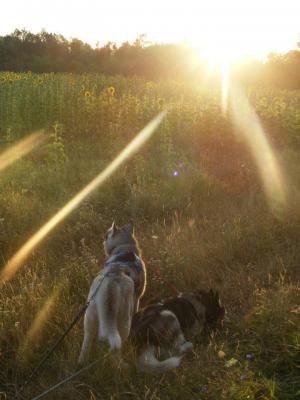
[[0, 72, 299, 399]]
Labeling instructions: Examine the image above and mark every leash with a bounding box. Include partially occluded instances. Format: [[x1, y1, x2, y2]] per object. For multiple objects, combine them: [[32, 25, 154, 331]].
[[24, 273, 107, 386], [30, 359, 101, 400], [24, 252, 179, 392], [106, 250, 179, 295], [24, 253, 139, 386], [108, 252, 180, 295], [148, 264, 180, 296]]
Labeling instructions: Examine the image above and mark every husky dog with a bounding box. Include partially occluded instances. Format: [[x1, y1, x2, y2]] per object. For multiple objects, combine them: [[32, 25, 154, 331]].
[[130, 289, 225, 374], [78, 222, 146, 366]]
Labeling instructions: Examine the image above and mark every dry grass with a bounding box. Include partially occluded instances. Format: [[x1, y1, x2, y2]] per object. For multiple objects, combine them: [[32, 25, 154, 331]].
[[1, 192, 299, 400], [0, 73, 300, 399]]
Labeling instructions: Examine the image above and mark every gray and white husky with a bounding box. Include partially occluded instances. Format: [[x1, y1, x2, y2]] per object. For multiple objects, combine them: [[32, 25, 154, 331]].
[[78, 222, 146, 365], [130, 289, 225, 374]]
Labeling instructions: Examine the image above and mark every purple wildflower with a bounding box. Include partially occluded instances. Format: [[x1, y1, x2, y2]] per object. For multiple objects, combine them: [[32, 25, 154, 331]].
[[192, 385, 208, 394], [201, 385, 208, 393]]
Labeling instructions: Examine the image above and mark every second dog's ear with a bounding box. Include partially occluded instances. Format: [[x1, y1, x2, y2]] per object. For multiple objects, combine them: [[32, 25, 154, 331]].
[[124, 222, 134, 235]]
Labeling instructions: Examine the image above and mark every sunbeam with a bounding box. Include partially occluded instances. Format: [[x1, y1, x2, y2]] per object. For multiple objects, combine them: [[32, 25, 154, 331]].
[[0, 111, 166, 283], [229, 85, 285, 210], [0, 130, 46, 173], [22, 285, 62, 356], [221, 61, 230, 115]]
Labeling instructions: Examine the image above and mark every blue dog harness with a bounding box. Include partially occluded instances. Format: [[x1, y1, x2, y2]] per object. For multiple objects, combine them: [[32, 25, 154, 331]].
[[104, 251, 142, 271], [89, 252, 142, 302]]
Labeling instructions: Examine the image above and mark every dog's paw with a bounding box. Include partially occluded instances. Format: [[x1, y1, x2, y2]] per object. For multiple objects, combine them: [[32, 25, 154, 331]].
[[170, 356, 182, 369], [180, 341, 193, 354], [108, 333, 122, 350], [76, 361, 84, 371], [77, 354, 85, 367]]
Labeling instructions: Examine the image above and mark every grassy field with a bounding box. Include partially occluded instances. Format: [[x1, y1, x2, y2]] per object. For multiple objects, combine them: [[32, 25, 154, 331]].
[[0, 72, 300, 399]]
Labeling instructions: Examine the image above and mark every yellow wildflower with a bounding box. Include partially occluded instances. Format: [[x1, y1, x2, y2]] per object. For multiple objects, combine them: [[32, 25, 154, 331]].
[[108, 86, 115, 96], [225, 358, 238, 368], [218, 350, 226, 359]]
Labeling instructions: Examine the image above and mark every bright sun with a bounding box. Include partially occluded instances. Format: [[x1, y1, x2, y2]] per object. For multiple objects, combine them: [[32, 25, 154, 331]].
[[182, 0, 298, 64], [178, 0, 299, 112]]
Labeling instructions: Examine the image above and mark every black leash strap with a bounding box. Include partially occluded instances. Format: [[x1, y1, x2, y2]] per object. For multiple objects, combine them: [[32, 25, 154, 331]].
[[24, 273, 106, 386], [24, 302, 88, 385]]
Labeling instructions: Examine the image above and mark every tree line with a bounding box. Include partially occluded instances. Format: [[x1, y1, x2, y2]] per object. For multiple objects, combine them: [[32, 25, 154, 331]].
[[1, 29, 300, 88]]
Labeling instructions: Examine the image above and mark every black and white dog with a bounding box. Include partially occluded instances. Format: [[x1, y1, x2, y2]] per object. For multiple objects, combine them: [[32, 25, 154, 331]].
[[130, 290, 225, 373]]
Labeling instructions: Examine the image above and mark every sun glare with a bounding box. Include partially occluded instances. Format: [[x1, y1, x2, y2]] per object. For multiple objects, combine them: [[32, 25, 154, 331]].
[[185, 0, 298, 65], [21, 285, 62, 357], [221, 61, 230, 114], [229, 84, 286, 212], [0, 130, 46, 173], [0, 112, 166, 283]]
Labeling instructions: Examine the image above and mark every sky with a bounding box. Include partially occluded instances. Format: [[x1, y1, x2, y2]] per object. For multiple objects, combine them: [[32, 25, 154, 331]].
[[1, 0, 299, 60]]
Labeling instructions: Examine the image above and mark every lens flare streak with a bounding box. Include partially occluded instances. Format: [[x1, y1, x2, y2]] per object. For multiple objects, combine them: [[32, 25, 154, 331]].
[[221, 61, 230, 115], [0, 112, 166, 283], [0, 130, 46, 173], [229, 85, 285, 209], [22, 285, 62, 355]]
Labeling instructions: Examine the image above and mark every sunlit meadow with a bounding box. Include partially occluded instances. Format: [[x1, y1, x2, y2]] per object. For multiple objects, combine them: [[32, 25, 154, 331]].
[[0, 71, 300, 399]]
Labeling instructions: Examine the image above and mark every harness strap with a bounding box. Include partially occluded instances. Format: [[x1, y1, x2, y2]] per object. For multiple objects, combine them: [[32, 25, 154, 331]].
[[88, 272, 108, 302]]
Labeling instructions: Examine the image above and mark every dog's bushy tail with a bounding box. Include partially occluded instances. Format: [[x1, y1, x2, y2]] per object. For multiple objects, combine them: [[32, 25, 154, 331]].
[[137, 346, 182, 374]]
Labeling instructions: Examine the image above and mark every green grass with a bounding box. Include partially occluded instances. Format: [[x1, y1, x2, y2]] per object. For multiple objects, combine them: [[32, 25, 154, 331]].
[[0, 72, 300, 399]]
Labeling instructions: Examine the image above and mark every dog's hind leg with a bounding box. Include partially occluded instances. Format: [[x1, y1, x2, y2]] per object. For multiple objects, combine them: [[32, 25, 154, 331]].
[[119, 294, 134, 343], [137, 346, 182, 374], [98, 282, 122, 351], [78, 306, 97, 366], [116, 297, 134, 370]]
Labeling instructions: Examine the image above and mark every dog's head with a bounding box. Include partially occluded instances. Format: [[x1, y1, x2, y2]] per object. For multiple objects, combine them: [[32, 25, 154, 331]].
[[103, 221, 136, 256], [195, 289, 225, 329]]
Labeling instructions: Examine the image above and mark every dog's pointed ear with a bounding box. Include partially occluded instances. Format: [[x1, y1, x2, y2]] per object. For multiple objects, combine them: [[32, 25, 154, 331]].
[[125, 222, 134, 235], [110, 221, 117, 234]]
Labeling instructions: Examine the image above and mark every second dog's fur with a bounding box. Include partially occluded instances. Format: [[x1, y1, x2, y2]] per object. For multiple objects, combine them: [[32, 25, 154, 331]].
[[78, 222, 146, 365], [130, 290, 225, 373]]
